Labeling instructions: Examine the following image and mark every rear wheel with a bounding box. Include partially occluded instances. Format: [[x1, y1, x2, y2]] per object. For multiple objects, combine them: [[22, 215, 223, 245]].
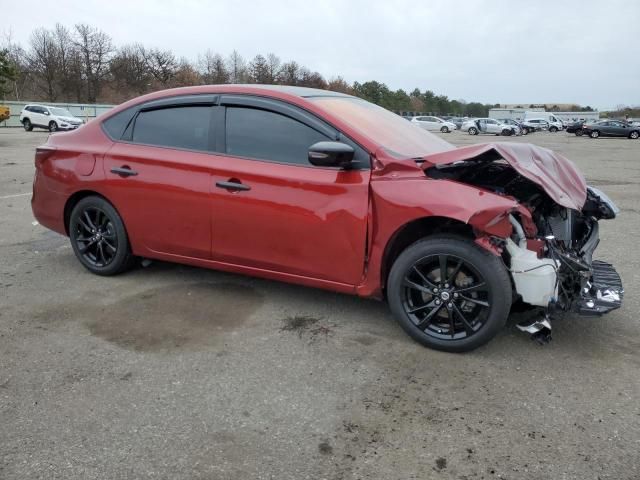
[[23, 119, 33, 131], [69, 196, 135, 276], [48, 121, 58, 132], [468, 127, 478, 135], [387, 235, 512, 352], [549, 126, 558, 133], [440, 126, 449, 133], [575, 129, 584, 136], [590, 130, 600, 138], [629, 131, 639, 139], [521, 127, 528, 135], [501, 129, 512, 136]]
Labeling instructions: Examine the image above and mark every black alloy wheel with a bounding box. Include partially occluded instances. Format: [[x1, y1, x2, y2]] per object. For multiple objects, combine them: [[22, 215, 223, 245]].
[[387, 236, 512, 352], [49, 121, 58, 132], [69, 196, 135, 275]]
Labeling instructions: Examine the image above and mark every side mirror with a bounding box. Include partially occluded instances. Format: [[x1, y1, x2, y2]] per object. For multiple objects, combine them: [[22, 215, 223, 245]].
[[44, 111, 50, 116], [308, 141, 354, 169]]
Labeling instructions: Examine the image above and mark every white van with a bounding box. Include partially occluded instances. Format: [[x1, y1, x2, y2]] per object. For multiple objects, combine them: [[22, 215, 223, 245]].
[[523, 111, 564, 132]]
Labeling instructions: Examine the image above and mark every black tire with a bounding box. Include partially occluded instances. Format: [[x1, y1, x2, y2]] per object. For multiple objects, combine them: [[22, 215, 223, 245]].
[[501, 129, 512, 136], [629, 131, 639, 139], [49, 121, 58, 132], [23, 119, 33, 131], [440, 126, 449, 133], [590, 130, 600, 139], [69, 196, 135, 276], [549, 126, 558, 133], [387, 235, 512, 352], [575, 129, 584, 136], [468, 127, 478, 135], [521, 127, 528, 135]]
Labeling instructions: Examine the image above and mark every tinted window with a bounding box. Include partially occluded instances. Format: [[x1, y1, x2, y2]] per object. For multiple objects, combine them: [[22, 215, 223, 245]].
[[103, 107, 137, 140], [132, 106, 210, 151], [226, 107, 329, 165]]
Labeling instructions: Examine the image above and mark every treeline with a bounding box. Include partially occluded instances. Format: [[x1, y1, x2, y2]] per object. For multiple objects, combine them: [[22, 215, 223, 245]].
[[0, 23, 541, 117]]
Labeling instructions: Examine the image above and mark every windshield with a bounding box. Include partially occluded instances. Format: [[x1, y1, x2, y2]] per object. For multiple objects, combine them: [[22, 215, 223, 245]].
[[50, 108, 73, 116], [308, 96, 453, 158]]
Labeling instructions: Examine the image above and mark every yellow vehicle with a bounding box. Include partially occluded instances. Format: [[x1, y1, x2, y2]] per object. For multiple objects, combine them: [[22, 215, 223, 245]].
[[0, 105, 10, 123]]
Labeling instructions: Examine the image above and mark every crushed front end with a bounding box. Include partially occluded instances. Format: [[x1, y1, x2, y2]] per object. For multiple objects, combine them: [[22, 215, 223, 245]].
[[422, 143, 624, 342]]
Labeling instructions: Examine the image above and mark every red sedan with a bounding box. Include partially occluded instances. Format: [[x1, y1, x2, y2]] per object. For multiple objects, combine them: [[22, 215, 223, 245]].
[[32, 85, 622, 351]]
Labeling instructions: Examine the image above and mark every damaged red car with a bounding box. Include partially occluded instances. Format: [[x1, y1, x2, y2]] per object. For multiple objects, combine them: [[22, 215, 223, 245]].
[[31, 85, 623, 352]]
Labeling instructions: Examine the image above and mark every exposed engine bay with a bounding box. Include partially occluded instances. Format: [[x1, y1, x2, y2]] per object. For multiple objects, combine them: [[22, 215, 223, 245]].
[[425, 154, 624, 342]]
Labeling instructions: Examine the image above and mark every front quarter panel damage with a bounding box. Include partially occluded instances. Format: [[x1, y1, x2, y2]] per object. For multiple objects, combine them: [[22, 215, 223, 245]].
[[357, 177, 528, 297]]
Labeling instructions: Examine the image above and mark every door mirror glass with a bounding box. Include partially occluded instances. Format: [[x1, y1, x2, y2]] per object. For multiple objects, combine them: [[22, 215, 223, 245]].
[[308, 141, 354, 168], [44, 110, 50, 116]]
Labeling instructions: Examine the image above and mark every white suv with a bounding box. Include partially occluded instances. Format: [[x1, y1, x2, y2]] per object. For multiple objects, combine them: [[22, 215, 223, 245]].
[[19, 105, 83, 132]]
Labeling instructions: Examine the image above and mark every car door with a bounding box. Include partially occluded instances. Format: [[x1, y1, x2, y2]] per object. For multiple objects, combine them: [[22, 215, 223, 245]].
[[31, 106, 46, 127], [609, 121, 626, 137], [208, 96, 371, 286], [477, 119, 488, 133], [102, 96, 217, 259], [485, 119, 500, 134]]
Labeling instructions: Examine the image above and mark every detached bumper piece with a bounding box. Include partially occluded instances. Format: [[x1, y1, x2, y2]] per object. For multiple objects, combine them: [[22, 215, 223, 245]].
[[577, 261, 624, 315]]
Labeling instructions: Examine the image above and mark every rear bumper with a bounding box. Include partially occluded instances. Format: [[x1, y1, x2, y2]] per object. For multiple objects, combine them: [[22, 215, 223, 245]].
[[31, 176, 67, 236]]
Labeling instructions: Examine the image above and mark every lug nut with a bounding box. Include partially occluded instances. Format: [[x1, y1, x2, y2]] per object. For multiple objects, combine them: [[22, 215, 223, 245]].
[[433, 288, 438, 293], [447, 302, 453, 308], [453, 292, 459, 298], [444, 283, 449, 288], [435, 299, 440, 305]]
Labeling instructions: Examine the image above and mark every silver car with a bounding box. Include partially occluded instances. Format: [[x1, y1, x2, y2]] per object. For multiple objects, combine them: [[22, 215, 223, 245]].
[[462, 118, 518, 136]]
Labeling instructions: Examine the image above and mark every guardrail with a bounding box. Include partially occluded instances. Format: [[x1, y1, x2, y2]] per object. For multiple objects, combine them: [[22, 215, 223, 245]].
[[0, 101, 115, 127]]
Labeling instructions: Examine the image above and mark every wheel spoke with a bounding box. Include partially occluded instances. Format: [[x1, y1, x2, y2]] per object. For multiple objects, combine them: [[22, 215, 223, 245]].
[[452, 304, 475, 335], [415, 302, 445, 330], [446, 307, 456, 337], [408, 298, 437, 314], [103, 238, 117, 252], [97, 242, 106, 265], [412, 266, 438, 291], [403, 278, 432, 295], [439, 255, 448, 283], [447, 259, 464, 284], [78, 218, 92, 234], [459, 295, 489, 308], [456, 282, 487, 294], [79, 239, 97, 253], [84, 211, 96, 230]]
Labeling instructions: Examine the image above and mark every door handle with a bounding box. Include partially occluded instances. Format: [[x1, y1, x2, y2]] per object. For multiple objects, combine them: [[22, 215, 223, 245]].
[[216, 180, 251, 191], [110, 166, 138, 177]]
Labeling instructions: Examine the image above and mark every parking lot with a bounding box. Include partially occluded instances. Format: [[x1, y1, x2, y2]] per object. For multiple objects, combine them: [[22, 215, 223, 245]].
[[1, 128, 639, 479]]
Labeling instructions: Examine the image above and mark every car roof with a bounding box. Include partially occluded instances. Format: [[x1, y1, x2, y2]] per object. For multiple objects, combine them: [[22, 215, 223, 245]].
[[215, 84, 353, 98]]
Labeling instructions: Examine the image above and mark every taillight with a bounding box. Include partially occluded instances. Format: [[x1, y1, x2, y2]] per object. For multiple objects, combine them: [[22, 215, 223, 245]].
[[34, 146, 57, 168]]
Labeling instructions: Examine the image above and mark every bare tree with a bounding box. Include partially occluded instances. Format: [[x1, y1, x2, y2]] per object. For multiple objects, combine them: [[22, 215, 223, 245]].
[[327, 76, 352, 94], [1, 31, 30, 101], [266, 53, 281, 84], [110, 44, 152, 96], [226, 50, 246, 83], [141, 47, 178, 87], [28, 28, 60, 101], [54, 24, 83, 102], [278, 61, 300, 85], [73, 24, 113, 102]]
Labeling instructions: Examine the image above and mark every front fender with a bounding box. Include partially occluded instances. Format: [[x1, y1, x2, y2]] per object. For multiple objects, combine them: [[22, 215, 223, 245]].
[[357, 177, 533, 298]]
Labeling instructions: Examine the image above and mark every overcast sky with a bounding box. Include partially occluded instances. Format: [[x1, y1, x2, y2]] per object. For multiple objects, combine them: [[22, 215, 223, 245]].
[[4, 0, 639, 109]]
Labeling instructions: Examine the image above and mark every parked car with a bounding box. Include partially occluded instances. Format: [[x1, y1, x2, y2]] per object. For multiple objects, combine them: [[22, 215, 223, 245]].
[[462, 118, 517, 136], [497, 118, 526, 135], [565, 121, 586, 136], [31, 85, 623, 352], [523, 111, 564, 132], [581, 120, 640, 139], [521, 119, 550, 134], [449, 117, 466, 130], [411, 115, 457, 133], [19, 104, 83, 132]]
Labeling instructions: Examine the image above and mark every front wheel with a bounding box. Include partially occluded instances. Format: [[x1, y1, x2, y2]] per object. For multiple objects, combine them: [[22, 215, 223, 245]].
[[440, 126, 449, 133], [23, 119, 33, 131], [49, 121, 58, 132], [501, 129, 513, 136], [575, 129, 584, 136], [521, 127, 528, 135], [387, 235, 512, 352], [590, 130, 600, 138], [549, 126, 558, 133], [69, 196, 135, 276], [468, 127, 478, 135], [629, 131, 639, 139]]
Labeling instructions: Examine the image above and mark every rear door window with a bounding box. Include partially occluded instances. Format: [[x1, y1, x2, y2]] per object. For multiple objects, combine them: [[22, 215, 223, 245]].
[[132, 106, 211, 151]]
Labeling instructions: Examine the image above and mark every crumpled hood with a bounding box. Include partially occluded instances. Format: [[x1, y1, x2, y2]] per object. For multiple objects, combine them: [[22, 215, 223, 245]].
[[420, 142, 587, 210]]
